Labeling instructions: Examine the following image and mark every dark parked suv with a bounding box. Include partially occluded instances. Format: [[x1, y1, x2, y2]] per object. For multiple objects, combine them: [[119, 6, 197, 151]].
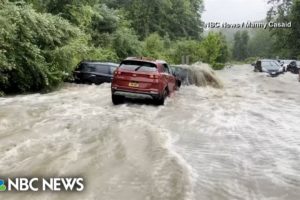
[[73, 61, 118, 84], [170, 66, 184, 88], [287, 61, 300, 74]]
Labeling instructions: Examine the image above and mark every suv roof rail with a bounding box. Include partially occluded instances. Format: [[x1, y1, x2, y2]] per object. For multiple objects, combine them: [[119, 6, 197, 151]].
[[80, 60, 110, 63], [156, 60, 167, 63]]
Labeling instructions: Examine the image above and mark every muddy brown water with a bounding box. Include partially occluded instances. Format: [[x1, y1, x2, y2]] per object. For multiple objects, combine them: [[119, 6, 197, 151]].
[[0, 65, 300, 200]]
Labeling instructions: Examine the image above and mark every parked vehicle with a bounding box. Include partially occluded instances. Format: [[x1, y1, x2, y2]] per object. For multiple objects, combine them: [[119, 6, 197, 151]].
[[279, 60, 295, 72], [111, 57, 177, 105], [170, 66, 184, 89], [287, 61, 300, 74], [253, 59, 284, 76], [73, 61, 118, 84]]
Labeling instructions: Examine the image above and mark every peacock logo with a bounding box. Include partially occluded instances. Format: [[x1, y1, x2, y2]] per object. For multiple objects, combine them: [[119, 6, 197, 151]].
[[0, 179, 6, 191]]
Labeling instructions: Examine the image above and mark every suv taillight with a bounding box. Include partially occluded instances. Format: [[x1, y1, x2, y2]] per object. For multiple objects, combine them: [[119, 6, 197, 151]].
[[149, 74, 159, 79], [114, 71, 122, 75]]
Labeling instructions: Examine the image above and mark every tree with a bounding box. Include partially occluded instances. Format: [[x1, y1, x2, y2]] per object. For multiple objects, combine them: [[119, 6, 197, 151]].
[[201, 32, 229, 69], [0, 2, 89, 94], [112, 27, 142, 60], [119, 0, 203, 40], [267, 0, 293, 21], [142, 33, 165, 59], [0, 0, 214, 95], [167, 39, 205, 64], [216, 33, 229, 64], [233, 31, 249, 61], [248, 29, 275, 58], [266, 0, 300, 57], [289, 0, 300, 57]]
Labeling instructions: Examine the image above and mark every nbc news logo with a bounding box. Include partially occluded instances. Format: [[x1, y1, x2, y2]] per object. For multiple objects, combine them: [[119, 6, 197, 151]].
[[0, 178, 84, 192], [0, 179, 6, 191]]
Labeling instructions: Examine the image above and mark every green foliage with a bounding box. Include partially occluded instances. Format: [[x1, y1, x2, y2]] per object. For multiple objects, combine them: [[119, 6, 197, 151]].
[[1, 0, 233, 95], [201, 32, 229, 69], [267, 0, 293, 21], [211, 63, 225, 70], [167, 39, 205, 64], [215, 33, 229, 64], [0, 2, 86, 93], [233, 31, 249, 61], [24, 0, 203, 41], [142, 33, 166, 59], [247, 29, 275, 58], [289, 0, 300, 57], [267, 0, 300, 58], [86, 48, 118, 62], [245, 57, 259, 63], [116, 0, 203, 40], [85, 4, 119, 47], [140, 33, 227, 69], [112, 27, 142, 60]]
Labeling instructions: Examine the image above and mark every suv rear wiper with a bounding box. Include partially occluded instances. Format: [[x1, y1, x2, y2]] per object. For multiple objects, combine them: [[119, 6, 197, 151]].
[[134, 65, 143, 71]]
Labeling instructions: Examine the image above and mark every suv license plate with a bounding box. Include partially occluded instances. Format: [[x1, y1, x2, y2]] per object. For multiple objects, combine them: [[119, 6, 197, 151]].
[[129, 82, 139, 87]]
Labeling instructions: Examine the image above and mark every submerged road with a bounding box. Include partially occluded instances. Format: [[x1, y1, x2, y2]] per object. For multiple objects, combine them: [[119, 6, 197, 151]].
[[0, 65, 300, 200]]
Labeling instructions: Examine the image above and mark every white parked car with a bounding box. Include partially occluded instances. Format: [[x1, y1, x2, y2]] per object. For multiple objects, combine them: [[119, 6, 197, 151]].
[[253, 59, 285, 76]]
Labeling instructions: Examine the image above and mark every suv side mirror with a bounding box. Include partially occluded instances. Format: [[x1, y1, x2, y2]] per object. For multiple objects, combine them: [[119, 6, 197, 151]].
[[251, 63, 256, 67]]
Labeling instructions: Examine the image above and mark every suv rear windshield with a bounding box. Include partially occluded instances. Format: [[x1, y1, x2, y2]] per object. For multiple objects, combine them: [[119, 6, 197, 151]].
[[78, 63, 112, 74], [120, 61, 157, 72]]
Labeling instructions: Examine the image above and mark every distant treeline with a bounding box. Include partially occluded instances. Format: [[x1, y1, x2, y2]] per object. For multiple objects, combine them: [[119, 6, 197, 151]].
[[0, 0, 230, 95], [230, 0, 300, 61]]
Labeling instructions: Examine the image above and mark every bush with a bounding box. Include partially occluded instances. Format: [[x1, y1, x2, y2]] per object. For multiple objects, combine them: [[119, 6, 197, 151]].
[[245, 57, 259, 63], [211, 63, 225, 70], [142, 33, 165, 59], [201, 32, 229, 66], [0, 2, 86, 94], [167, 39, 205, 64]]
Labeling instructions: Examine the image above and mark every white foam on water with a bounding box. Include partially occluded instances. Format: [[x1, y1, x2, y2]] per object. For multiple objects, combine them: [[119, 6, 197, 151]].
[[0, 84, 196, 200]]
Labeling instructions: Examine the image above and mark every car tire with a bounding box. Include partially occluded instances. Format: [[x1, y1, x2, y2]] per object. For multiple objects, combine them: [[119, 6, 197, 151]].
[[74, 79, 81, 84], [176, 80, 181, 90], [155, 89, 168, 106], [112, 94, 124, 105]]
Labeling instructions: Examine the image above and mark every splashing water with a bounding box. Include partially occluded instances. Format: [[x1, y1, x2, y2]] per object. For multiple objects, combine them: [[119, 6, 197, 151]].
[[174, 63, 223, 88]]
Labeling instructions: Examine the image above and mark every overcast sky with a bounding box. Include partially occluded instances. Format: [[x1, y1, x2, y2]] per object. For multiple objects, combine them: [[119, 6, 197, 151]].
[[202, 0, 271, 23]]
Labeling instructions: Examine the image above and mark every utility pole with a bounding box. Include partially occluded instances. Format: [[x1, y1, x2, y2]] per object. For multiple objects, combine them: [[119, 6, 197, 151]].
[[181, 55, 190, 65]]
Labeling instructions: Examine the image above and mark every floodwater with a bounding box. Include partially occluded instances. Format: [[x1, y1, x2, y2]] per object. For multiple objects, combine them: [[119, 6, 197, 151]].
[[0, 65, 300, 200]]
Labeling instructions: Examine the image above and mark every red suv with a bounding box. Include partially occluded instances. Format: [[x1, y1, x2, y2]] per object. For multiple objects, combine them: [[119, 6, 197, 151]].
[[111, 57, 176, 105]]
